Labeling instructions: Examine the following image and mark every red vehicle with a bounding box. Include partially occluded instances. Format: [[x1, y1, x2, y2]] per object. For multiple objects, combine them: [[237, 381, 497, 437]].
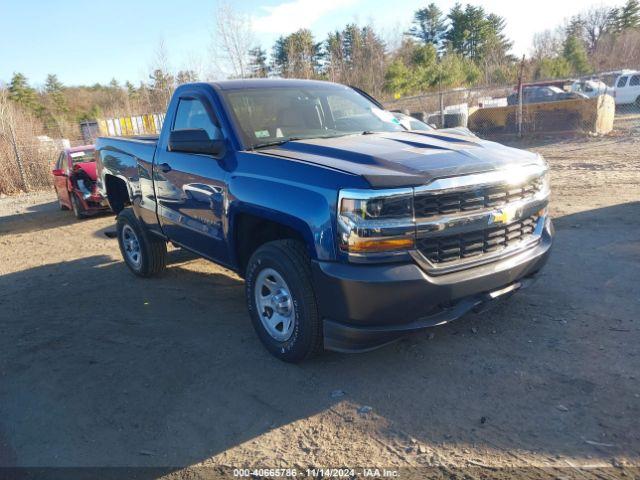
[[52, 145, 110, 219]]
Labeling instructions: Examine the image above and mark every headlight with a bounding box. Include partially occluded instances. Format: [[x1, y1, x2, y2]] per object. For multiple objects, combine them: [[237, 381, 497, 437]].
[[338, 188, 415, 254]]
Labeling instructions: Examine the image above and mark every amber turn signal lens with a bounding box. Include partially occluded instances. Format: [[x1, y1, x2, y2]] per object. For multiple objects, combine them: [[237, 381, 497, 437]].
[[345, 236, 415, 253]]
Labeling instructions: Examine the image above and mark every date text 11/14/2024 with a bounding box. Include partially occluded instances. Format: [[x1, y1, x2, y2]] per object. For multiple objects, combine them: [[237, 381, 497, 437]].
[[232, 468, 399, 477]]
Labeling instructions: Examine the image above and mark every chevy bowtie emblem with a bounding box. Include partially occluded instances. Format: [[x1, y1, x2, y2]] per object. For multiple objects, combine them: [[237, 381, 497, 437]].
[[490, 206, 518, 225]]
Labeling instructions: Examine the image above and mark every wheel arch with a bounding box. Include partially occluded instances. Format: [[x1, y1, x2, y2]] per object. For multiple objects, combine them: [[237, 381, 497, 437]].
[[104, 174, 132, 214], [231, 210, 315, 276]]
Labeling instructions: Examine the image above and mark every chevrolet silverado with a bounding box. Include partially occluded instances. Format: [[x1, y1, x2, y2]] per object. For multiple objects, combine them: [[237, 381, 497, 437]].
[[95, 79, 553, 362]]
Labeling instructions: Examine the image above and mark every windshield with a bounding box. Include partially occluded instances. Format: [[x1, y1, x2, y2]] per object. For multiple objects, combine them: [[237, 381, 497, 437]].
[[69, 150, 95, 164], [222, 85, 404, 149]]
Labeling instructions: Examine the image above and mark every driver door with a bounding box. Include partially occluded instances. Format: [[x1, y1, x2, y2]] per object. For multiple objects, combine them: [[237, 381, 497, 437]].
[[154, 93, 230, 265]]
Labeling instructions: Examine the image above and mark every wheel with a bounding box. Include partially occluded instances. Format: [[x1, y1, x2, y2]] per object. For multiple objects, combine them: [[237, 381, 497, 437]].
[[70, 193, 85, 219], [245, 239, 322, 363], [116, 208, 167, 277]]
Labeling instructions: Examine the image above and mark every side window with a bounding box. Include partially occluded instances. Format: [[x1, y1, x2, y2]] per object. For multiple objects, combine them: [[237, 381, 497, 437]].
[[630, 75, 640, 87], [617, 76, 628, 88], [173, 98, 221, 140]]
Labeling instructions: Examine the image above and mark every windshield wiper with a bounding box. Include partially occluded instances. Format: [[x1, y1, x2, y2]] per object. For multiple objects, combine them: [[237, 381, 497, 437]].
[[251, 136, 308, 150], [251, 131, 385, 150], [252, 133, 355, 150]]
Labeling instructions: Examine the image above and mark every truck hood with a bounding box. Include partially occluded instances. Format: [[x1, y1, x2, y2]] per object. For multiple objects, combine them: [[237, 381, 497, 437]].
[[259, 130, 543, 188]]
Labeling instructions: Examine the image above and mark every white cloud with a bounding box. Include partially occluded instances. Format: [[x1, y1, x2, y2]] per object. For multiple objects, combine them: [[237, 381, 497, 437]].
[[252, 0, 359, 34]]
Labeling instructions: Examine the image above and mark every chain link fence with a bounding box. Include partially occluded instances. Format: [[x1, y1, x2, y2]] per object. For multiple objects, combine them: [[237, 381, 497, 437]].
[[385, 69, 640, 138], [0, 93, 89, 195]]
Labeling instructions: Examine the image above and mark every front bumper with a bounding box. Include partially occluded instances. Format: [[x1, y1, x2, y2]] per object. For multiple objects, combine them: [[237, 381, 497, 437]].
[[313, 218, 554, 352]]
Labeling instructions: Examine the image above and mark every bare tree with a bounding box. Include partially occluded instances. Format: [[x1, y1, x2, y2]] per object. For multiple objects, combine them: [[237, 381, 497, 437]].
[[591, 28, 640, 70], [531, 28, 565, 60], [148, 38, 175, 111], [582, 6, 614, 53], [182, 51, 207, 82], [211, 2, 254, 78]]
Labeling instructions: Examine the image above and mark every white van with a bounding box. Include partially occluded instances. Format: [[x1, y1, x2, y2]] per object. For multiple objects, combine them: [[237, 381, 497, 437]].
[[614, 71, 640, 106]]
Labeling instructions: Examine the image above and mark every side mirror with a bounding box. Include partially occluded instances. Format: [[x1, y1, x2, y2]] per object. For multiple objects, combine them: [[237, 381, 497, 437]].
[[52, 168, 66, 177], [168, 129, 224, 156]]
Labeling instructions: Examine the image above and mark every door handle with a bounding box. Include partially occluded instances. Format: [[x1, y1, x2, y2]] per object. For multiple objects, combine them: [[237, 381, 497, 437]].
[[159, 162, 172, 173], [183, 183, 223, 196]]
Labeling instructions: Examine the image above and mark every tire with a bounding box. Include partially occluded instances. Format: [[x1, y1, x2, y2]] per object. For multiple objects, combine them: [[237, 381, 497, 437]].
[[70, 193, 85, 219], [116, 208, 167, 277], [245, 239, 322, 363]]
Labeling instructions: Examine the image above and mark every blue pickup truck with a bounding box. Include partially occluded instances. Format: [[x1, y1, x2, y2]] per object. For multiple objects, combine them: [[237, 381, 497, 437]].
[[95, 79, 553, 362]]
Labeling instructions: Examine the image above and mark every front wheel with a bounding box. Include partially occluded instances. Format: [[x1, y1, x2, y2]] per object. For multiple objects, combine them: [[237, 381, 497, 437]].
[[245, 239, 322, 363], [116, 208, 167, 277]]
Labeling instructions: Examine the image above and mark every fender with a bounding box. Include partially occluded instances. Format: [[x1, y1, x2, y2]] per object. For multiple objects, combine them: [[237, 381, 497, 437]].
[[227, 174, 337, 263]]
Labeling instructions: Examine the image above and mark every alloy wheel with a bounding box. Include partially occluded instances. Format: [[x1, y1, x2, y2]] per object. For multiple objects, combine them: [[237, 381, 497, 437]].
[[121, 224, 142, 269], [254, 268, 295, 341]]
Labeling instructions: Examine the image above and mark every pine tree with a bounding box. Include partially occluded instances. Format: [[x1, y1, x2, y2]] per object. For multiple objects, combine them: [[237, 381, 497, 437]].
[[407, 3, 447, 51], [176, 70, 199, 85], [148, 70, 174, 92], [148, 69, 174, 110], [248, 47, 269, 78], [8, 72, 40, 113], [44, 74, 68, 114], [563, 35, 591, 75], [618, 0, 640, 30], [444, 4, 511, 64], [125, 81, 138, 98], [445, 3, 467, 55], [272, 30, 321, 78], [271, 36, 289, 76]]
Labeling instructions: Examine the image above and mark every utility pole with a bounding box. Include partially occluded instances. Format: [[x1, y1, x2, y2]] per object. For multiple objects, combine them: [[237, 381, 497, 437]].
[[517, 54, 525, 138], [439, 68, 445, 129]]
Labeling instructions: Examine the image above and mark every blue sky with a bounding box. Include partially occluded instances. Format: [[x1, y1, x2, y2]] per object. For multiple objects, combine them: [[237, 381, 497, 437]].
[[0, 0, 620, 87]]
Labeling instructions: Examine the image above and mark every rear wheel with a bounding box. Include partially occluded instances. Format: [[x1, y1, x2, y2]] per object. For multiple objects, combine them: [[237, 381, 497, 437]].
[[70, 193, 84, 219], [116, 208, 167, 277], [245, 239, 322, 363]]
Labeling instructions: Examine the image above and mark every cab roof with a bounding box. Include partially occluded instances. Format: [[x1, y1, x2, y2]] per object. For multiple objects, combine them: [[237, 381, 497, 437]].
[[208, 78, 347, 91]]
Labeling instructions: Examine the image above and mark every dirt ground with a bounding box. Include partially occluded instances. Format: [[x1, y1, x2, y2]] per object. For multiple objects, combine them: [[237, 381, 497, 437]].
[[0, 133, 639, 479]]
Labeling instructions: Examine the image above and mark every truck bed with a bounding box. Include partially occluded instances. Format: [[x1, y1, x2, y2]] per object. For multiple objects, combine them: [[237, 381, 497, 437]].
[[96, 135, 158, 163]]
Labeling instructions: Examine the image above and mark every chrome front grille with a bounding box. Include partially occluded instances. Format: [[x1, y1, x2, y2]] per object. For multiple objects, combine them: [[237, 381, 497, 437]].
[[416, 214, 540, 264], [411, 163, 549, 273], [414, 177, 544, 218]]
